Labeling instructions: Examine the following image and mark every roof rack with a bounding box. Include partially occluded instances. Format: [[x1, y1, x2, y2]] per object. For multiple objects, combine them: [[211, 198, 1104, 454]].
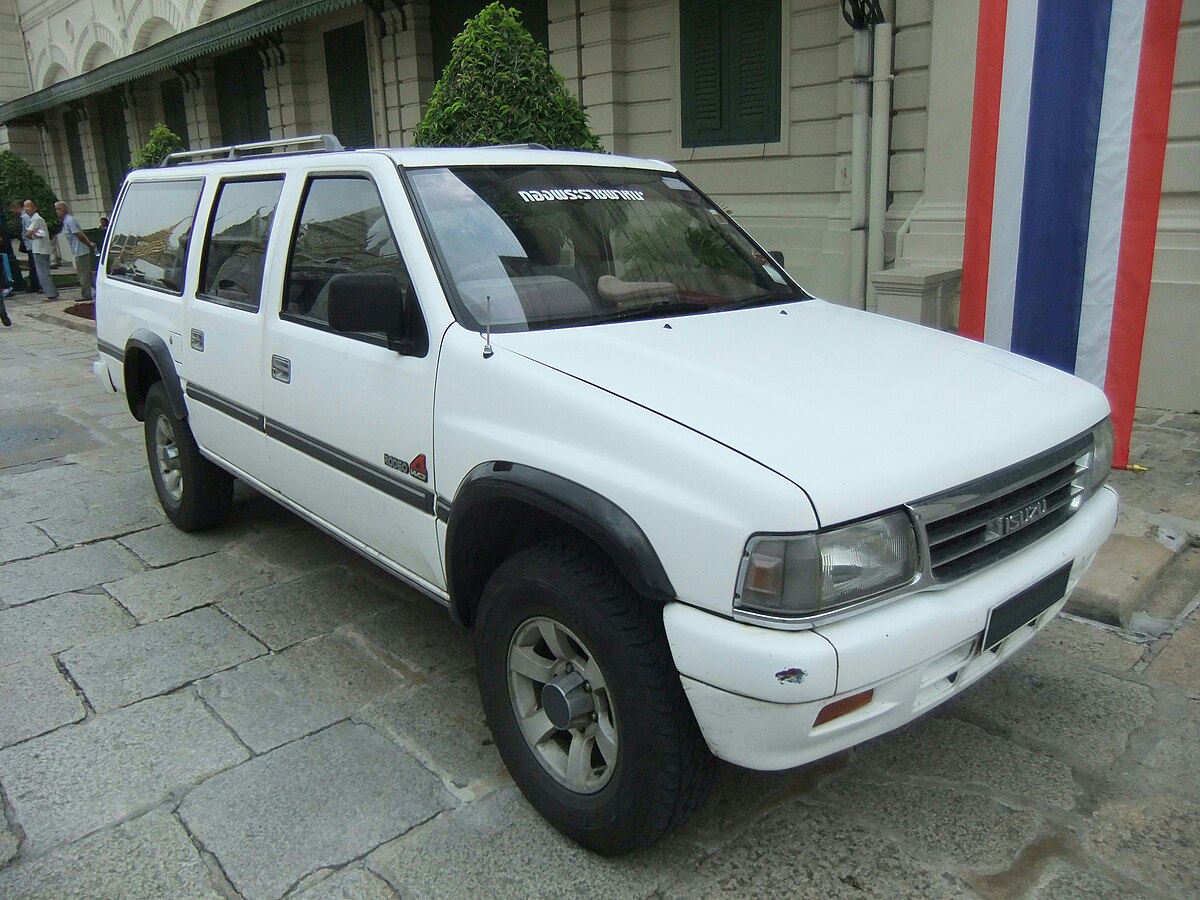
[[161, 134, 345, 167], [488, 143, 550, 150]]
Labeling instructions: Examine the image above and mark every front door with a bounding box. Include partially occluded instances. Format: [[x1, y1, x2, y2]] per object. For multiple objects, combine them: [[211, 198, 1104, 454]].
[[261, 163, 442, 590], [183, 175, 286, 479]]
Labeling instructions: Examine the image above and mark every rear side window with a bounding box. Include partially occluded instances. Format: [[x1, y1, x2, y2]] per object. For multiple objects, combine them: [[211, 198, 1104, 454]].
[[198, 177, 285, 311], [106, 179, 203, 294], [282, 175, 413, 334]]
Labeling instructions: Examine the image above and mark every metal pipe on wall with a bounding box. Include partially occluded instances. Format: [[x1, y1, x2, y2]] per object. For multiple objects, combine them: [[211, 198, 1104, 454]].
[[866, 11, 894, 312], [849, 29, 871, 309]]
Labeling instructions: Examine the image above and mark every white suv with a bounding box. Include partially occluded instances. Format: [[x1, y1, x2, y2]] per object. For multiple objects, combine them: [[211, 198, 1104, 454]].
[[94, 136, 1117, 854]]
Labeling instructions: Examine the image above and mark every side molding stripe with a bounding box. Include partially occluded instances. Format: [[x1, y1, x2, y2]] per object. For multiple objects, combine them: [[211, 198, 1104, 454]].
[[185, 382, 435, 516], [264, 419, 436, 515], [97, 339, 125, 362], [185, 383, 265, 431]]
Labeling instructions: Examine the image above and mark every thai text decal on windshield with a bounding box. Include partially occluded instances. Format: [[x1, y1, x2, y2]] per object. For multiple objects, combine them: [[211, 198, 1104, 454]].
[[517, 188, 646, 203]]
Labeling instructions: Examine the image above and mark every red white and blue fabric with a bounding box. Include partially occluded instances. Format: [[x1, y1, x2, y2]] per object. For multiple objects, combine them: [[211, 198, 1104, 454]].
[[960, 0, 1182, 467]]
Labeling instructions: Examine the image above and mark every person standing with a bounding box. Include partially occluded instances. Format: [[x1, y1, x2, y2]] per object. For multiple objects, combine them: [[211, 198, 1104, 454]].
[[10, 200, 38, 292], [55, 201, 96, 301], [0, 203, 26, 292], [23, 200, 58, 301]]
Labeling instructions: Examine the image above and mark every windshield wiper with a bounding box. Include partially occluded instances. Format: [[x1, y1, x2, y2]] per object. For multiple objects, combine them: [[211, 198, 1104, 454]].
[[718, 292, 805, 311], [591, 299, 712, 324]]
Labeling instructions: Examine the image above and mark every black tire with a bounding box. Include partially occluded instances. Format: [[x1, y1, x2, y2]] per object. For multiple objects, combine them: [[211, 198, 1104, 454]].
[[143, 381, 233, 532], [474, 538, 716, 855]]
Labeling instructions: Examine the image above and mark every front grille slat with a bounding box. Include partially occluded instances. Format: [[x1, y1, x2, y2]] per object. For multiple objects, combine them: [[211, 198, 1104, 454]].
[[913, 432, 1093, 582]]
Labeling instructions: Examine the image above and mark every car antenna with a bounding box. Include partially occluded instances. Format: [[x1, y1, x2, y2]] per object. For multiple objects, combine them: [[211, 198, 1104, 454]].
[[483, 296, 494, 359]]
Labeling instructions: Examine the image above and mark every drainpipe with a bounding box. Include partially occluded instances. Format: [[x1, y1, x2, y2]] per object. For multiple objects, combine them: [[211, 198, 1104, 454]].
[[848, 29, 871, 309], [866, 5, 894, 312]]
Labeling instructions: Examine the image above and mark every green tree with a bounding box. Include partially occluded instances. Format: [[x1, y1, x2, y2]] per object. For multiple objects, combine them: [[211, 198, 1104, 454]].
[[132, 124, 185, 170], [415, 2, 603, 151], [0, 150, 60, 234]]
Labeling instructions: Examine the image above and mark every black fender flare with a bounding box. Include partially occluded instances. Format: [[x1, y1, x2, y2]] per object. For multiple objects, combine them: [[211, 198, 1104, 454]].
[[446, 462, 677, 612], [125, 329, 187, 421]]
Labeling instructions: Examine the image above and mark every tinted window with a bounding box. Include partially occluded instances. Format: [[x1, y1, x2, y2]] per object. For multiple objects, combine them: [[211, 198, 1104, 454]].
[[106, 179, 202, 294], [283, 176, 413, 337], [199, 178, 284, 311]]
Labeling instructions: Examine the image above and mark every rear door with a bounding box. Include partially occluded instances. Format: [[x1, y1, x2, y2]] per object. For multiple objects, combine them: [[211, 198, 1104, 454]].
[[182, 175, 286, 478], [261, 158, 443, 590]]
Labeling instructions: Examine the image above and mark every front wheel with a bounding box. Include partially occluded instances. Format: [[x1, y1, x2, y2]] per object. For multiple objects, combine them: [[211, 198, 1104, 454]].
[[143, 382, 233, 532], [474, 539, 715, 855]]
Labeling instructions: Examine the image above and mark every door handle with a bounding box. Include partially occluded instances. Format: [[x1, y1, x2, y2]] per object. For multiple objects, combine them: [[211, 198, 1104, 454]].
[[271, 355, 291, 383], [190, 329, 204, 351]]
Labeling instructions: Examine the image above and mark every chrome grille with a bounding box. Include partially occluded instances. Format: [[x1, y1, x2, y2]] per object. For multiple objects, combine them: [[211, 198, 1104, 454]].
[[912, 432, 1092, 582]]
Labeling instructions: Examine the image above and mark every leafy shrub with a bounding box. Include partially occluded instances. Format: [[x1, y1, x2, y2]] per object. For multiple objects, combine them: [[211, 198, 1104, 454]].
[[415, 2, 603, 151], [0, 150, 60, 234], [133, 124, 185, 170]]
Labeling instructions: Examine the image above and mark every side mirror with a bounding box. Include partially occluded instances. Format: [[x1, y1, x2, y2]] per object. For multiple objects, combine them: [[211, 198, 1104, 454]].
[[768, 250, 786, 267], [327, 273, 428, 356]]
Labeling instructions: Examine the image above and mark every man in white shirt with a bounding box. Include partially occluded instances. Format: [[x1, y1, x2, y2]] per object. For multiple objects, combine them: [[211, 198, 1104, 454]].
[[23, 199, 58, 301], [55, 201, 97, 302]]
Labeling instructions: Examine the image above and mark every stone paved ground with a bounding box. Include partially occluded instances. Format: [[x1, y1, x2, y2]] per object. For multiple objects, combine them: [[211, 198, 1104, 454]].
[[1, 294, 1198, 899]]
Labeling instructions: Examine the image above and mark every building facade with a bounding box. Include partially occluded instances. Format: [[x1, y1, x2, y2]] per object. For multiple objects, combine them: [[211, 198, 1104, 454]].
[[0, 0, 1195, 411]]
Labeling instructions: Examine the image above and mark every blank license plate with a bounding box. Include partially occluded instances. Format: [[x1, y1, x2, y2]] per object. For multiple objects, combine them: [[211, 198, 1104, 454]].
[[983, 565, 1071, 651]]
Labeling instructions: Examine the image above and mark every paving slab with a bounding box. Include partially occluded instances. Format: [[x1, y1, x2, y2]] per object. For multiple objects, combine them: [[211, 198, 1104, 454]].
[[1038, 616, 1146, 671], [346, 597, 473, 675], [0, 692, 248, 852], [0, 541, 143, 606], [0, 460, 96, 495], [1028, 861, 1136, 900], [848, 716, 1076, 809], [1065, 535, 1175, 627], [178, 721, 455, 900], [0, 523, 55, 564], [61, 607, 267, 712], [1140, 545, 1200, 620], [0, 655, 85, 748], [118, 521, 252, 568], [369, 787, 702, 900], [1137, 698, 1200, 795], [36, 497, 165, 546], [0, 820, 15, 867], [813, 777, 1042, 874], [104, 551, 278, 623], [1084, 794, 1200, 897], [1144, 622, 1200, 694], [948, 643, 1152, 770], [676, 796, 972, 899], [232, 522, 366, 576], [199, 632, 401, 752], [0, 592, 134, 664], [0, 809, 222, 900], [219, 567, 397, 650], [0, 489, 88, 530], [357, 671, 504, 791], [294, 865, 401, 900]]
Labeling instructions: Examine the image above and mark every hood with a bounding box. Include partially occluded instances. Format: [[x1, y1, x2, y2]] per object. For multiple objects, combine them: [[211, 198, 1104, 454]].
[[493, 300, 1109, 526]]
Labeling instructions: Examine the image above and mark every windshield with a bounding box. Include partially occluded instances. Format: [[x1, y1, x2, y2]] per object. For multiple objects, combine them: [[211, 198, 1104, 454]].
[[406, 165, 807, 332]]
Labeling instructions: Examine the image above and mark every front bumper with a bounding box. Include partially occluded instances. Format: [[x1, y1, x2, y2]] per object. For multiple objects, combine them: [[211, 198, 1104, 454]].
[[93, 356, 118, 393], [663, 485, 1118, 770]]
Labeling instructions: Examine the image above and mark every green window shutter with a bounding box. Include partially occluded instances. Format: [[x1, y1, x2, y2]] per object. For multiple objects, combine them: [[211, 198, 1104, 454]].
[[215, 46, 269, 145], [96, 93, 131, 202], [680, 0, 780, 148], [64, 111, 89, 195], [160, 79, 190, 149], [324, 23, 375, 149], [681, 0, 725, 147]]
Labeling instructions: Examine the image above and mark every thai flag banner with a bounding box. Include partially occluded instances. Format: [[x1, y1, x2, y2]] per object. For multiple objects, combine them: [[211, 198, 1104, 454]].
[[959, 0, 1182, 468]]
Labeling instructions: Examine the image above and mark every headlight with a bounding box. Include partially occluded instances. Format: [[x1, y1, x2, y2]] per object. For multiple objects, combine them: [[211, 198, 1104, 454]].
[[735, 511, 919, 618], [1076, 417, 1114, 500]]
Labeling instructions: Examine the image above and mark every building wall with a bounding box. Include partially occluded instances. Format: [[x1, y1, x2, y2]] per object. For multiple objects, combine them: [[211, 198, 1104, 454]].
[[1, 0, 1196, 410]]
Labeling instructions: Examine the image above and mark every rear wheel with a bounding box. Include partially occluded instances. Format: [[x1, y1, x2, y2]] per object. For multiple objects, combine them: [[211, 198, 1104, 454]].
[[474, 539, 715, 855], [143, 382, 233, 531]]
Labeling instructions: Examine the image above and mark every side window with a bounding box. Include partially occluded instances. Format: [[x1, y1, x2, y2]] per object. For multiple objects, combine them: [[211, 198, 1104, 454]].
[[106, 179, 203, 294], [198, 177, 285, 311], [283, 176, 414, 338]]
